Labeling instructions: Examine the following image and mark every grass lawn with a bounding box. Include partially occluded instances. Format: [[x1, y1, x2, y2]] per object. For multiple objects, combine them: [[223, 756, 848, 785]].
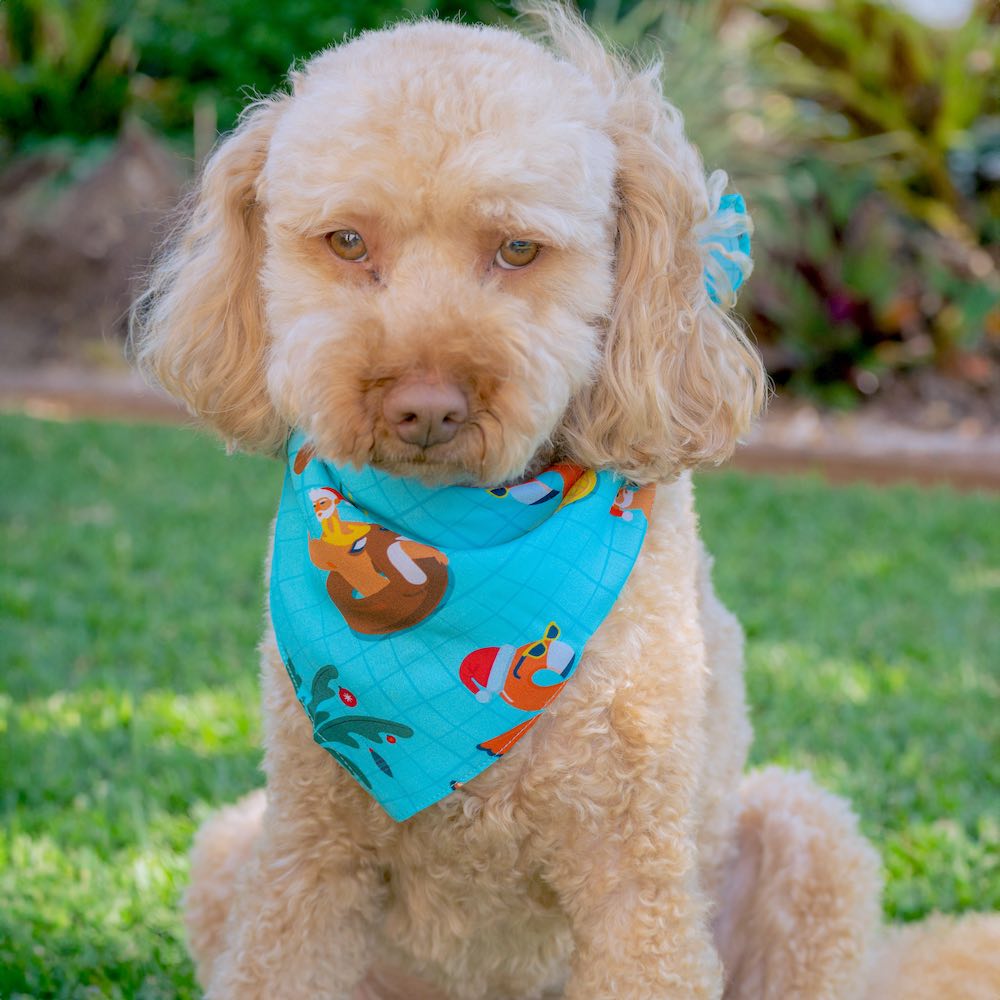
[[1, 412, 997, 998]]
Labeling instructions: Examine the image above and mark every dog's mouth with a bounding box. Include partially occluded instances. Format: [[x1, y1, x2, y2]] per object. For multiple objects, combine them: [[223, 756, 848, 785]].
[[301, 402, 527, 488], [361, 406, 578, 487], [357, 414, 561, 490], [369, 425, 534, 489], [370, 442, 488, 487]]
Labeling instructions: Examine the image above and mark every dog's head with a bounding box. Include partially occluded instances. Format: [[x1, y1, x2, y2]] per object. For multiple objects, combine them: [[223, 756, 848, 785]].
[[133, 6, 764, 487]]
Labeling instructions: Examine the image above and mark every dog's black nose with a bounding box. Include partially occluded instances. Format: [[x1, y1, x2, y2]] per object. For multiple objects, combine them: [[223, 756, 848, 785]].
[[382, 378, 468, 448]]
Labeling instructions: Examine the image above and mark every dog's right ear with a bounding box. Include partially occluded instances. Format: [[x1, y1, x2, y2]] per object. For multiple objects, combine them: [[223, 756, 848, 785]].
[[131, 97, 289, 453]]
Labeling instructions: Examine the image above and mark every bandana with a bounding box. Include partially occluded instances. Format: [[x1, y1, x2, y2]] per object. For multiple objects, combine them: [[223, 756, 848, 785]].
[[269, 431, 656, 820]]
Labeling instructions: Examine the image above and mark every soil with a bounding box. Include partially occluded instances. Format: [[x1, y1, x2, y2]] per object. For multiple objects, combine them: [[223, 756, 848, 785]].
[[0, 124, 185, 367]]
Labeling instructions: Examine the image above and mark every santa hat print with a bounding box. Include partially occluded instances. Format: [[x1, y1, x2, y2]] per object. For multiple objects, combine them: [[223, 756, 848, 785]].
[[309, 486, 343, 504]]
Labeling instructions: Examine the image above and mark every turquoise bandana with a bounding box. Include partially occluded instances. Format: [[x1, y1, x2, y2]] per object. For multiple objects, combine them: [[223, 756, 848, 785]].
[[269, 432, 656, 821]]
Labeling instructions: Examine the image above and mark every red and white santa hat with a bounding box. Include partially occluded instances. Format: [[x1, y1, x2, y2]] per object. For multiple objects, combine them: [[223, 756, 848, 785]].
[[309, 486, 343, 504]]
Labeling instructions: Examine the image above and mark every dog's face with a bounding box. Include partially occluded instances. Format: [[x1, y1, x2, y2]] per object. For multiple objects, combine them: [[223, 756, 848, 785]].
[[134, 13, 764, 487], [261, 26, 617, 485]]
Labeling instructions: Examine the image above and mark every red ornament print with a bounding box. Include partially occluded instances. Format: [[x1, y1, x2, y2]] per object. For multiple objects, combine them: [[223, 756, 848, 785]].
[[339, 687, 357, 707]]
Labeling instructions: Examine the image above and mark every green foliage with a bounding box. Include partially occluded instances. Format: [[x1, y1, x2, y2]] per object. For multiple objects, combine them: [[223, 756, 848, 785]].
[[754, 0, 999, 246], [0, 0, 504, 149], [1, 414, 997, 993], [581, 0, 774, 177], [745, 155, 1000, 394], [580, 1, 1000, 397], [128, 0, 503, 134], [954, 115, 1000, 250], [0, 0, 135, 149], [736, 0, 1000, 397]]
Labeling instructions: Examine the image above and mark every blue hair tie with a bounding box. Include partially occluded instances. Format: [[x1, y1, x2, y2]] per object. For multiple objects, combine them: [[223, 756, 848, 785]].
[[697, 171, 753, 308]]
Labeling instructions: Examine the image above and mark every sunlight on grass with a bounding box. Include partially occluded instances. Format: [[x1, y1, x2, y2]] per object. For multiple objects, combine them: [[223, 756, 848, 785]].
[[2, 831, 196, 999], [952, 565, 1000, 594], [2, 414, 998, 995], [143, 688, 261, 751], [7, 686, 260, 750]]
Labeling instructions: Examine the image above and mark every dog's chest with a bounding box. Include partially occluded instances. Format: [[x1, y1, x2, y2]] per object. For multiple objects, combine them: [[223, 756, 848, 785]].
[[377, 802, 572, 985]]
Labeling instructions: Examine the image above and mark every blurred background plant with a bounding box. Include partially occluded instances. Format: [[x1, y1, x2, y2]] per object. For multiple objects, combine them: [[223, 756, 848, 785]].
[[0, 0, 134, 147], [0, 0, 503, 152], [1, 0, 998, 418], [740, 0, 1000, 408], [578, 0, 1000, 411]]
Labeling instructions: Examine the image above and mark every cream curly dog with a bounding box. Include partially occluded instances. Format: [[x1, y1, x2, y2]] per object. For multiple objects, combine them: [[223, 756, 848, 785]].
[[133, 7, 1000, 999]]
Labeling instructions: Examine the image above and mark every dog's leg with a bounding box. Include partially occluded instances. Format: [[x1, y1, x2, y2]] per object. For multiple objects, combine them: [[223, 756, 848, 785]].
[[713, 767, 881, 1000], [719, 771, 1000, 1000], [203, 794, 385, 1000], [185, 789, 268, 987], [532, 693, 724, 999], [203, 635, 394, 1000], [863, 912, 1000, 1000], [525, 485, 725, 999], [542, 821, 723, 1000]]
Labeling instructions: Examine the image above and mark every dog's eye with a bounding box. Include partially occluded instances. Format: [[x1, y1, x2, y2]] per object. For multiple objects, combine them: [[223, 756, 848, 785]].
[[496, 239, 540, 269], [326, 230, 368, 262]]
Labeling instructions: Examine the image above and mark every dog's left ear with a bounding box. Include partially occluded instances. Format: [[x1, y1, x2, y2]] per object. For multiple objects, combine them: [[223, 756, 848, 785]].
[[560, 64, 766, 484]]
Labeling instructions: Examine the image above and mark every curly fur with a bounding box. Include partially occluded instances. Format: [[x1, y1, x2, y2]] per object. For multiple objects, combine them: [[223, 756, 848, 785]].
[[133, 6, 1000, 999]]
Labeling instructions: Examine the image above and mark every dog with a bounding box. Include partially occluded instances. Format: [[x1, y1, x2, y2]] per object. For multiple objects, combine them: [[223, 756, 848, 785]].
[[132, 6, 1000, 999]]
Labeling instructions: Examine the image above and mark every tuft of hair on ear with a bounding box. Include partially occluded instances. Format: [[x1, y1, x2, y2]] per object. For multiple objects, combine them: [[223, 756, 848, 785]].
[[129, 95, 290, 455], [528, 2, 767, 485]]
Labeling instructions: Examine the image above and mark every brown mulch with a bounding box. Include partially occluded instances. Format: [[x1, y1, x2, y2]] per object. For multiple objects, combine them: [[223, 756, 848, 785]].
[[0, 125, 185, 368], [2, 364, 998, 493]]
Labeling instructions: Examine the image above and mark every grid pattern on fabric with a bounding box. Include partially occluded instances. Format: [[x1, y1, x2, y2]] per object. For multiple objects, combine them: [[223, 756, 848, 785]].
[[270, 434, 652, 821]]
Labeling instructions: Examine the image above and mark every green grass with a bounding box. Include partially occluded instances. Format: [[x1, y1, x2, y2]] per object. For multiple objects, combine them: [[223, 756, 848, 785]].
[[1, 413, 997, 998]]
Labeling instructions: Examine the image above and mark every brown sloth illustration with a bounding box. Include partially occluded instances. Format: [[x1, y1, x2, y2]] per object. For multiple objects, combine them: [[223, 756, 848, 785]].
[[307, 485, 449, 636]]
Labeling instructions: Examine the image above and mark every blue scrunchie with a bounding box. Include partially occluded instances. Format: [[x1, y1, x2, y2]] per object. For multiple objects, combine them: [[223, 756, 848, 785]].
[[698, 175, 753, 308]]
